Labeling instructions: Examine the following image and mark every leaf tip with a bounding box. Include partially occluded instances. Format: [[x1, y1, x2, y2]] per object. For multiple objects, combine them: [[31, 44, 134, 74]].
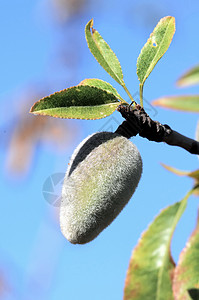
[[176, 79, 182, 87], [151, 99, 160, 106], [86, 18, 94, 31], [162, 15, 175, 24], [162, 16, 176, 35], [151, 97, 170, 108], [29, 104, 36, 114]]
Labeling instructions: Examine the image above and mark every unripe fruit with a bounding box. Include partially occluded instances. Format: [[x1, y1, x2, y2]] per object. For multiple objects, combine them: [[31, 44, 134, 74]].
[[60, 132, 142, 244]]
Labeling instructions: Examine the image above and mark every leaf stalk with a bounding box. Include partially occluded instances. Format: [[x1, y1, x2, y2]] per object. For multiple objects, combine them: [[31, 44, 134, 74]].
[[139, 84, 144, 107], [123, 84, 136, 105]]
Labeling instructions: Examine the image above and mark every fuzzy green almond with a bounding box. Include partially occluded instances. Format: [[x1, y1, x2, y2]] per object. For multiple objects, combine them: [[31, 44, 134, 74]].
[[60, 132, 142, 244]]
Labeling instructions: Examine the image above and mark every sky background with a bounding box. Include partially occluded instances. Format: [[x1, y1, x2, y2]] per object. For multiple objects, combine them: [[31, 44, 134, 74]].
[[0, 0, 199, 299]]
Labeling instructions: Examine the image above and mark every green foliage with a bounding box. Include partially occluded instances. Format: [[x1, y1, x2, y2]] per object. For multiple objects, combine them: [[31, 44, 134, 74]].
[[30, 85, 120, 119], [153, 63, 199, 113], [177, 65, 199, 88], [173, 214, 199, 299], [137, 16, 175, 86], [30, 16, 199, 300], [148, 60, 199, 298], [124, 193, 191, 300], [60, 132, 142, 244], [85, 19, 124, 86], [79, 78, 125, 101], [31, 16, 175, 117], [137, 16, 175, 106], [152, 95, 199, 112]]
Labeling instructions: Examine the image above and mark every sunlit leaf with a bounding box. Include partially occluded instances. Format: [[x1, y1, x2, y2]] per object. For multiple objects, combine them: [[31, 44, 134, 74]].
[[30, 85, 120, 120], [137, 16, 175, 85], [152, 95, 199, 112], [124, 191, 193, 300], [85, 19, 124, 86], [177, 65, 199, 88], [79, 78, 124, 101], [173, 210, 199, 299]]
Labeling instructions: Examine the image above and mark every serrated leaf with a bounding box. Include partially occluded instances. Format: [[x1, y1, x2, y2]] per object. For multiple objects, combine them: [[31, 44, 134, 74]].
[[30, 85, 120, 120], [79, 78, 124, 101], [177, 65, 199, 88], [85, 19, 124, 86], [124, 192, 192, 300], [173, 209, 199, 300], [152, 95, 199, 112], [137, 16, 175, 85]]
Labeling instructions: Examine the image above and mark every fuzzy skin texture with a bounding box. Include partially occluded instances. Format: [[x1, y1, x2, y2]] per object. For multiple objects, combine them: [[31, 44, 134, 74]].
[[60, 132, 142, 244]]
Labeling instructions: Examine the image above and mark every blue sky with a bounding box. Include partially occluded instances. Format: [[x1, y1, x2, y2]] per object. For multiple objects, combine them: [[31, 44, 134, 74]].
[[1, 0, 199, 299]]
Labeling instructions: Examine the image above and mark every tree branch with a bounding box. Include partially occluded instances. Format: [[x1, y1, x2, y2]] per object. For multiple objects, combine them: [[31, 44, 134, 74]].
[[115, 104, 199, 155], [163, 130, 199, 154]]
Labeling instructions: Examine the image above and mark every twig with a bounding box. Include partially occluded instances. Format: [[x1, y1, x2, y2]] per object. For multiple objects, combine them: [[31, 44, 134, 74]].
[[115, 104, 199, 155]]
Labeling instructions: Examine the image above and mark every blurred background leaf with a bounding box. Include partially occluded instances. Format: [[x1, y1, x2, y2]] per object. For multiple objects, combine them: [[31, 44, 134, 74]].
[[1, 1, 199, 300], [152, 95, 199, 112], [177, 65, 199, 88], [161, 164, 199, 180], [173, 212, 199, 300]]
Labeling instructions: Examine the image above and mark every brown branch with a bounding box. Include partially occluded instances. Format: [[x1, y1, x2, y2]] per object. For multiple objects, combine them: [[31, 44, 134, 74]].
[[163, 130, 199, 154], [115, 104, 199, 155]]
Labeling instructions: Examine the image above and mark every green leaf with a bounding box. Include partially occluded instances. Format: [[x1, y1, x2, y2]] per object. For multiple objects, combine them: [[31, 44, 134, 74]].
[[152, 95, 199, 112], [173, 209, 199, 300], [177, 65, 199, 88], [79, 78, 125, 101], [30, 85, 120, 120], [85, 19, 124, 86], [124, 192, 192, 300], [137, 16, 175, 85]]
